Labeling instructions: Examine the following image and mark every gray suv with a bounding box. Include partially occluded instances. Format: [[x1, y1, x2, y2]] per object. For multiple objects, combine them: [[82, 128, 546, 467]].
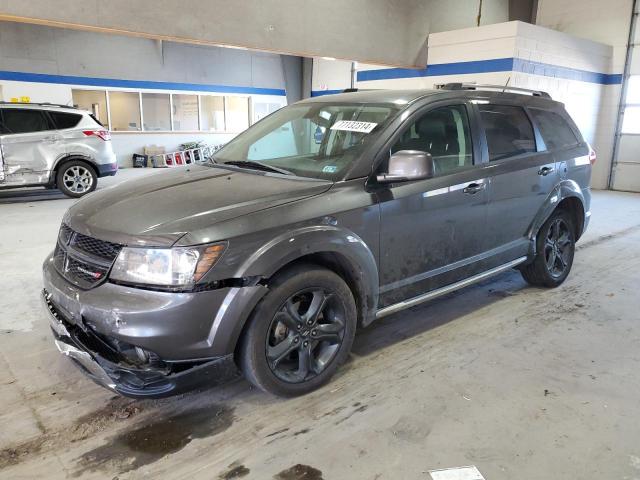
[[0, 103, 117, 197], [42, 84, 593, 397]]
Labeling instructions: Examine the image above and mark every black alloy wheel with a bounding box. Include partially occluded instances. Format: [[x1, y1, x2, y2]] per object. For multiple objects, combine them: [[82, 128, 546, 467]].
[[238, 265, 356, 397], [266, 288, 346, 383], [520, 209, 575, 288], [544, 217, 573, 279]]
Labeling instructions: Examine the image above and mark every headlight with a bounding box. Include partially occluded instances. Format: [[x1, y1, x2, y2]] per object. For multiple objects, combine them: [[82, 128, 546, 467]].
[[110, 243, 226, 288]]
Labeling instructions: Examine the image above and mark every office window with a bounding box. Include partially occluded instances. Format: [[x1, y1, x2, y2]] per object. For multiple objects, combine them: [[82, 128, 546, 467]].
[[72, 90, 108, 125], [141, 93, 171, 131], [253, 102, 283, 123], [1, 108, 51, 133], [172, 94, 199, 131], [109, 91, 141, 131], [226, 96, 250, 132], [200, 96, 225, 131], [478, 104, 536, 161]]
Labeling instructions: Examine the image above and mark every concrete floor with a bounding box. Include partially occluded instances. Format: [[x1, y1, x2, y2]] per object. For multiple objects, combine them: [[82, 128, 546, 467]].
[[1, 169, 640, 480]]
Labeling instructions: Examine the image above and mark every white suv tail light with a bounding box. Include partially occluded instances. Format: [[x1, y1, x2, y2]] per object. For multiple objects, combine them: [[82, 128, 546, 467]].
[[83, 130, 111, 141]]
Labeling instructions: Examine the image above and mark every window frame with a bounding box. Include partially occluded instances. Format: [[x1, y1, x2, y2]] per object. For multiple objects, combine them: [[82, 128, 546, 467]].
[[474, 102, 541, 163], [371, 100, 481, 182]]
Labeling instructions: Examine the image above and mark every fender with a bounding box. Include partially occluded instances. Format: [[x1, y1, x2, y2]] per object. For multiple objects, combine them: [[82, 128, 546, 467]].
[[527, 179, 586, 252], [236, 225, 380, 327]]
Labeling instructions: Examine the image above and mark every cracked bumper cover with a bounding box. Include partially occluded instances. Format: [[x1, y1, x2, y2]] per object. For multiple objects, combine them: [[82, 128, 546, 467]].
[[42, 253, 267, 398]]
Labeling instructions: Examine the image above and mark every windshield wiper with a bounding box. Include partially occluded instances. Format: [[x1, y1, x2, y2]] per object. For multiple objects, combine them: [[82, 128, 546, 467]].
[[222, 160, 294, 175]]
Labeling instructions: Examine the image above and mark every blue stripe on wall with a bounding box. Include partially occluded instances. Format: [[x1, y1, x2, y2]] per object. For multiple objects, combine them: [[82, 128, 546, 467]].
[[0, 70, 287, 96], [512, 59, 622, 85], [356, 57, 622, 85], [357, 58, 515, 82]]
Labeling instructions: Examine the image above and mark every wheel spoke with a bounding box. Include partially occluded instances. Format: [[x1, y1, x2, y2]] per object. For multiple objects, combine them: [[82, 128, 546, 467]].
[[273, 310, 299, 331], [552, 220, 561, 240], [297, 347, 311, 379], [303, 290, 330, 323], [314, 322, 343, 341], [267, 336, 297, 367], [546, 250, 556, 271], [285, 298, 304, 323]]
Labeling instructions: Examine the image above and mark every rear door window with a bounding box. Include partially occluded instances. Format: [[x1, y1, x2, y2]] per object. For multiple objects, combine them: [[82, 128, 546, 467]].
[[478, 104, 536, 161], [49, 111, 83, 130], [529, 108, 580, 150], [1, 108, 52, 134]]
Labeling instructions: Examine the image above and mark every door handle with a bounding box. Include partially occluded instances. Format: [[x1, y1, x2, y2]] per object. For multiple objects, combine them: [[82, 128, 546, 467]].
[[463, 182, 485, 195], [44, 135, 59, 142], [538, 166, 555, 176]]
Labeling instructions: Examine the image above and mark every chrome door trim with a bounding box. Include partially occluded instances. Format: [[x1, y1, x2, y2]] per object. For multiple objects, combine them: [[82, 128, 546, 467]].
[[376, 256, 527, 319]]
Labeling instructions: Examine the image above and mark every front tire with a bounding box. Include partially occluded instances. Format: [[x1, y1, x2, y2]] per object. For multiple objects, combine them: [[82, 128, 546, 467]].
[[520, 209, 575, 288], [56, 160, 97, 198], [238, 265, 357, 397]]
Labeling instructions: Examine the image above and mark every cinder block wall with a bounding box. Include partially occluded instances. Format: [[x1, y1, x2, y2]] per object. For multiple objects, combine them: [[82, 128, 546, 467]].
[[345, 21, 619, 190]]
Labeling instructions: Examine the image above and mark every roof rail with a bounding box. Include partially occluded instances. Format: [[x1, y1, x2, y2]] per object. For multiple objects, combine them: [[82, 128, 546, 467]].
[[436, 83, 551, 99], [0, 101, 78, 109]]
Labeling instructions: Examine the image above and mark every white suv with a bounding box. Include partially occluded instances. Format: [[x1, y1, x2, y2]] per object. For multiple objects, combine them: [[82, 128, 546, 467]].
[[0, 103, 117, 197]]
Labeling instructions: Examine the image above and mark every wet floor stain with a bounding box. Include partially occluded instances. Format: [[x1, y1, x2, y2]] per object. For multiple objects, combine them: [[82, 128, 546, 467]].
[[218, 461, 250, 479], [274, 464, 324, 480], [74, 404, 234, 476]]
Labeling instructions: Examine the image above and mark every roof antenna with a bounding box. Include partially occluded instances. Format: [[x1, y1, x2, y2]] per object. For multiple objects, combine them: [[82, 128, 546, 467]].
[[502, 76, 511, 93]]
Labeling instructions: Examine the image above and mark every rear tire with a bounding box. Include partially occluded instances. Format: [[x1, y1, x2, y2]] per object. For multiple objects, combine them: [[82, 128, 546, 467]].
[[238, 265, 356, 397], [520, 209, 575, 288], [56, 160, 97, 198]]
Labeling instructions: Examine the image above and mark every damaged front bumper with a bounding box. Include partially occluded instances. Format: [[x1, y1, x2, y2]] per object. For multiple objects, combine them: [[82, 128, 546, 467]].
[[43, 289, 238, 397]]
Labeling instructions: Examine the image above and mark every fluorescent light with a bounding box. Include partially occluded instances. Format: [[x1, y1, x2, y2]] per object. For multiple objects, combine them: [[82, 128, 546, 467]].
[[321, 56, 336, 61]]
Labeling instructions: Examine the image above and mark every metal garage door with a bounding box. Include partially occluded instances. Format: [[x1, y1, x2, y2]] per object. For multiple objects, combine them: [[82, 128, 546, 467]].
[[612, 1, 640, 192]]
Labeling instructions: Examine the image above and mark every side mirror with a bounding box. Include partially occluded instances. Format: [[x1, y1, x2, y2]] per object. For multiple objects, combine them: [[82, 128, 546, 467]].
[[376, 150, 434, 184]]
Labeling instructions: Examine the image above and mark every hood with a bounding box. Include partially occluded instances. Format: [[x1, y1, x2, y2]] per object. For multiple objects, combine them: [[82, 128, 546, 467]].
[[65, 165, 332, 246]]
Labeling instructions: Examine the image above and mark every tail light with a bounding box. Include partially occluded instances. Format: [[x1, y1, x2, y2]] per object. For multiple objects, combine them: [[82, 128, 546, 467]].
[[83, 130, 111, 141], [588, 144, 596, 165]]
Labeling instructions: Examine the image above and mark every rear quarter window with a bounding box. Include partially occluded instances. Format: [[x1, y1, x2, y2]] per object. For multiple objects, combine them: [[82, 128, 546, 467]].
[[529, 108, 580, 150], [478, 104, 536, 161], [49, 111, 83, 129]]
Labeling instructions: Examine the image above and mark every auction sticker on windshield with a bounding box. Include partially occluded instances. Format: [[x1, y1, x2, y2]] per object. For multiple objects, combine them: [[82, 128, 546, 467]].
[[330, 120, 378, 133]]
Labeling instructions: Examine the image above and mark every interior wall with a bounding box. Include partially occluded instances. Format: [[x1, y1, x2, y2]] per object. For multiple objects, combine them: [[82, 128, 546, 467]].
[[0, 0, 510, 68], [0, 21, 292, 165], [536, 0, 634, 191], [352, 21, 617, 189]]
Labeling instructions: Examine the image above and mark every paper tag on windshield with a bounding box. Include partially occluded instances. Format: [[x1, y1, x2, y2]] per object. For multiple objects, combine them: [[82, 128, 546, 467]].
[[330, 120, 377, 133]]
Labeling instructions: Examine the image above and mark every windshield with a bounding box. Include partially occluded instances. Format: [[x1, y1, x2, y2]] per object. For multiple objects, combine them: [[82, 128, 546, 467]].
[[212, 102, 401, 180]]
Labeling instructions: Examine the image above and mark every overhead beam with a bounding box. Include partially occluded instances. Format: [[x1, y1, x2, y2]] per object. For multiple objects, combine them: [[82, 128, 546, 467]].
[[0, 0, 509, 68]]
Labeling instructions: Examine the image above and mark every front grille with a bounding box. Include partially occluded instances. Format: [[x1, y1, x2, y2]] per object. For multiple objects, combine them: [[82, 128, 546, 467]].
[[55, 224, 122, 289], [73, 232, 121, 261]]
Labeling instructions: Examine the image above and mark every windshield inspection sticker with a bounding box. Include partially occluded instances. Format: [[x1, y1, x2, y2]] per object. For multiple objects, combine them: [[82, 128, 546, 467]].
[[330, 120, 378, 133], [322, 165, 338, 173]]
